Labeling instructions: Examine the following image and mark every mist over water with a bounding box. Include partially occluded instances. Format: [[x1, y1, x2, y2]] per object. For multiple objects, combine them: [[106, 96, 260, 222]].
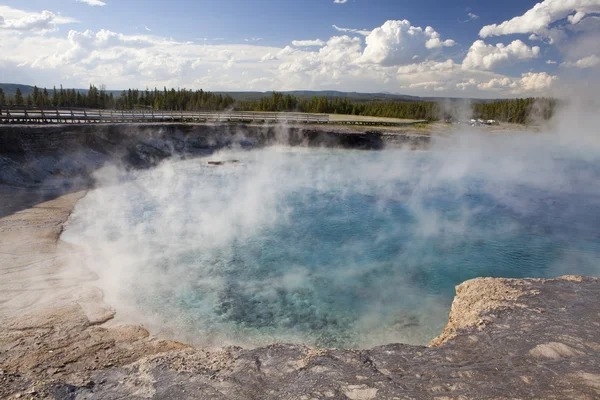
[[63, 129, 600, 348]]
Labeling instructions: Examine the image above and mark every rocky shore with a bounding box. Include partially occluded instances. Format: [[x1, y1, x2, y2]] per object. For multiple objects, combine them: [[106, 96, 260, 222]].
[[0, 123, 428, 188], [1, 124, 599, 399]]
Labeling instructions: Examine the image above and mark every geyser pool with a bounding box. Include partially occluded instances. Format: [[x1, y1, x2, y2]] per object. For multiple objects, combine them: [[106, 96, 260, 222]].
[[63, 140, 600, 348]]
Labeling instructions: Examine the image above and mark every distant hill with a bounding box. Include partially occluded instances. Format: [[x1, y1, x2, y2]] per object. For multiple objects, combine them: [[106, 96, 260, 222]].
[[0, 84, 36, 97], [0, 83, 499, 104], [0, 84, 91, 97]]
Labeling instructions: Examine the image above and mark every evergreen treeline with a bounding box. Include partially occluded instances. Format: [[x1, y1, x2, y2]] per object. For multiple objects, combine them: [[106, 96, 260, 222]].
[[1, 85, 235, 111], [235, 93, 440, 120], [472, 97, 556, 123], [236, 92, 555, 123], [1, 85, 555, 124]]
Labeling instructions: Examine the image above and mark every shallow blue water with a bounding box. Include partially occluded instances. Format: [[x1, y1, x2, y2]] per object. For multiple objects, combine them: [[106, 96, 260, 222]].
[[64, 144, 600, 348]]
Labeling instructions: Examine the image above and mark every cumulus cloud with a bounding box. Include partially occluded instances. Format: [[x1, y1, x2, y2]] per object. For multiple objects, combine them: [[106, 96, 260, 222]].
[[55, 29, 155, 63], [520, 71, 559, 91], [332, 24, 371, 36], [405, 81, 446, 91], [456, 79, 477, 90], [77, 0, 107, 6], [479, 0, 600, 38], [360, 20, 455, 66], [260, 52, 278, 62], [291, 39, 325, 47], [546, 60, 557, 64], [334, 0, 348, 3], [0, 6, 566, 98], [477, 72, 557, 93], [279, 35, 362, 75], [462, 39, 541, 70], [561, 54, 600, 68], [0, 6, 77, 34], [397, 59, 458, 75]]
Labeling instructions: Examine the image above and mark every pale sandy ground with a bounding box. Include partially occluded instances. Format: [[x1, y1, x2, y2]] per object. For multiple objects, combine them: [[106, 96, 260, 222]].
[[0, 191, 186, 393]]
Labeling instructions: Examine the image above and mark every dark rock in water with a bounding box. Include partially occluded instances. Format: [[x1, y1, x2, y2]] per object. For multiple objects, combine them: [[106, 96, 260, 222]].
[[208, 160, 240, 166]]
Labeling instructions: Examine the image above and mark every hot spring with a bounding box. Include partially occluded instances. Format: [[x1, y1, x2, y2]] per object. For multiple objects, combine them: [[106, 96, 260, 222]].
[[62, 133, 600, 348]]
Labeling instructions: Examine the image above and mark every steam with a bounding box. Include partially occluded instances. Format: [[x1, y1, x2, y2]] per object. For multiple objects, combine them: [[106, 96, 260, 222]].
[[60, 104, 600, 349]]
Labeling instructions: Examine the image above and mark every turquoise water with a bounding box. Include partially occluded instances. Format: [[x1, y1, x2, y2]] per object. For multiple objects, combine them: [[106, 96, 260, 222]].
[[64, 142, 600, 348]]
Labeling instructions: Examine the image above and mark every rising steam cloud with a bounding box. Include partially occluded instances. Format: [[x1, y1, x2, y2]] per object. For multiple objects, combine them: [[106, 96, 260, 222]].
[[62, 100, 600, 349]]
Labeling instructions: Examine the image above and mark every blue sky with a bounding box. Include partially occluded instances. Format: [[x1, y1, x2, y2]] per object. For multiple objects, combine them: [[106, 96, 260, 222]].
[[0, 0, 598, 97], [4, 0, 547, 46]]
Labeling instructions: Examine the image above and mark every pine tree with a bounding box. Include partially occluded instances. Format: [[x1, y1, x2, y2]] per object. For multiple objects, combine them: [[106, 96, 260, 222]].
[[14, 88, 24, 105], [32, 86, 40, 106]]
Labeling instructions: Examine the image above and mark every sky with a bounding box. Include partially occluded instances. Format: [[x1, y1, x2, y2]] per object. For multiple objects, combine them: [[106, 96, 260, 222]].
[[0, 0, 599, 98]]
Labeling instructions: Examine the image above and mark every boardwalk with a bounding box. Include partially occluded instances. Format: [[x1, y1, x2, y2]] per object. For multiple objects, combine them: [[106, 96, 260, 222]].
[[0, 106, 428, 126], [0, 106, 329, 124]]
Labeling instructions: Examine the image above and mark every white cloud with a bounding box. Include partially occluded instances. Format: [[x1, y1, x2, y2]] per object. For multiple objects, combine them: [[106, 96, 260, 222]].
[[462, 40, 540, 70], [561, 54, 600, 68], [519, 71, 558, 91], [279, 35, 362, 74], [332, 24, 371, 36], [277, 46, 297, 57], [360, 20, 455, 66], [77, 0, 107, 6], [467, 12, 479, 21], [477, 72, 557, 93], [529, 33, 541, 41], [244, 37, 263, 42], [456, 79, 477, 90], [0, 6, 566, 98], [546, 60, 557, 64], [291, 39, 325, 47], [397, 59, 458, 75], [144, 26, 152, 32], [479, 0, 600, 38], [260, 52, 277, 62], [405, 81, 446, 91], [333, 0, 348, 3], [0, 6, 77, 34]]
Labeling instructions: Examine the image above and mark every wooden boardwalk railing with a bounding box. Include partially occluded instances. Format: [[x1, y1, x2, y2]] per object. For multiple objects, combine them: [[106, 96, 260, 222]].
[[0, 106, 330, 124]]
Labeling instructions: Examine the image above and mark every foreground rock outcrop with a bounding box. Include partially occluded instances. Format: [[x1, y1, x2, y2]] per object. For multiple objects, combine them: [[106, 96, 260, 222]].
[[1, 191, 600, 399]]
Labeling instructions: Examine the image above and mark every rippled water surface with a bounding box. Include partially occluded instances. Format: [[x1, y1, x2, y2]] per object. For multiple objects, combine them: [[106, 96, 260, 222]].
[[63, 140, 600, 348]]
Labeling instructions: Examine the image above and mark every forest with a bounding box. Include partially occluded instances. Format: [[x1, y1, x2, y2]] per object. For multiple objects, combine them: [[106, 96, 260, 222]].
[[0, 85, 556, 124]]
